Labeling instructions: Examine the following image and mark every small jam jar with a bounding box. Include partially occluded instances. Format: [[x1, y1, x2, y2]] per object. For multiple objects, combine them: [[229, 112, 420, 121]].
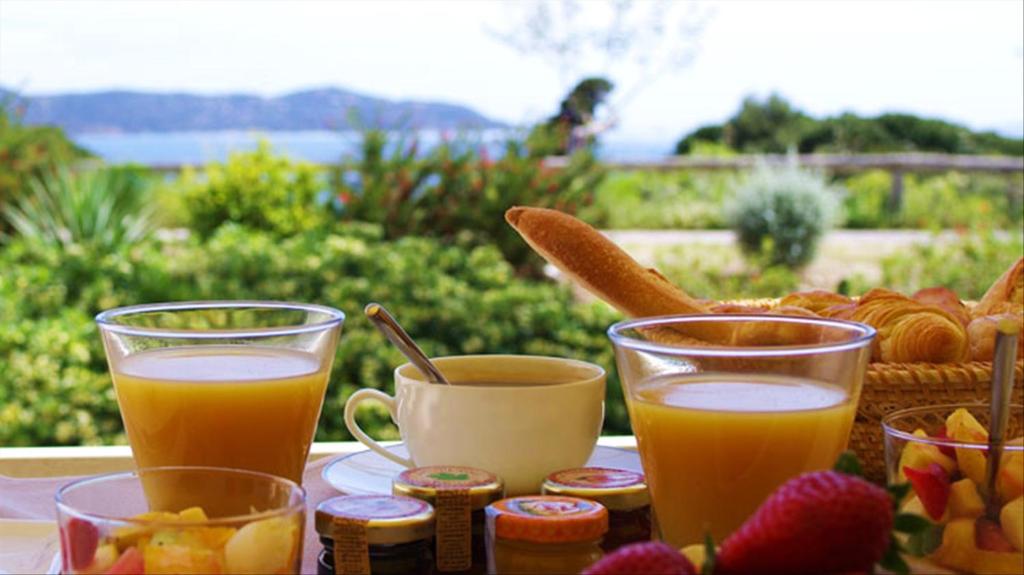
[[485, 495, 608, 574], [393, 466, 505, 574], [541, 467, 652, 552], [315, 494, 436, 575]]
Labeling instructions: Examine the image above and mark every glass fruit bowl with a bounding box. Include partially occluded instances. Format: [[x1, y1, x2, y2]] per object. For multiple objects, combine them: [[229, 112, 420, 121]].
[[54, 466, 305, 574], [883, 403, 1024, 574]]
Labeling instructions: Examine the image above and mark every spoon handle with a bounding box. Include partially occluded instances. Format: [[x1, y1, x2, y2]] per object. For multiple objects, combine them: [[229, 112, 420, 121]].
[[365, 303, 451, 385], [985, 317, 1020, 516]]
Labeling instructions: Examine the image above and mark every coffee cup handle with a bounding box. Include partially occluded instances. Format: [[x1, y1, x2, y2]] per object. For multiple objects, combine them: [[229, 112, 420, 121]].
[[344, 388, 415, 468]]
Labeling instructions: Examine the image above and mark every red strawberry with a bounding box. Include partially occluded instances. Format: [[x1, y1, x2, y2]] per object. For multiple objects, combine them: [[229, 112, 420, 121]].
[[583, 541, 696, 575], [903, 463, 950, 520], [976, 518, 1016, 552], [715, 470, 893, 575], [62, 517, 99, 571]]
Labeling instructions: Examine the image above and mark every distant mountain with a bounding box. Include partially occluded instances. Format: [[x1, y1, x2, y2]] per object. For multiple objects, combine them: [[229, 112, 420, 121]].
[[2, 87, 507, 133]]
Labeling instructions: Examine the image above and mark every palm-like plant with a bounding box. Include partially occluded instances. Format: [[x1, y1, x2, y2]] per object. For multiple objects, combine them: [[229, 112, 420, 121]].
[[2, 166, 157, 250]]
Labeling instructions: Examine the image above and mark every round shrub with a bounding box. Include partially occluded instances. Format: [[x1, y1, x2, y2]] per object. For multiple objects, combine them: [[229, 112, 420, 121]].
[[728, 164, 843, 268]]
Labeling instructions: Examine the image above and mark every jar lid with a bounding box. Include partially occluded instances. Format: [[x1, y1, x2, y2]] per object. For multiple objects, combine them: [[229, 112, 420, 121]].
[[486, 496, 608, 544], [393, 466, 504, 509], [315, 495, 435, 545], [541, 467, 649, 511]]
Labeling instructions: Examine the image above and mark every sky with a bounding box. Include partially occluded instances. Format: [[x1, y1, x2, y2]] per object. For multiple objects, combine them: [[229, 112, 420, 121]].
[[1, 0, 1022, 146]]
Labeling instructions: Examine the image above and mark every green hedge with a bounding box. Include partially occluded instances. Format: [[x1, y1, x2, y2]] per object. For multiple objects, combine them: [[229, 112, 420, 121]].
[[0, 224, 624, 446]]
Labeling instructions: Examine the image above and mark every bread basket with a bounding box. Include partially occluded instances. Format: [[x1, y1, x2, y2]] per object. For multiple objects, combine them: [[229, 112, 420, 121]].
[[730, 298, 1023, 482]]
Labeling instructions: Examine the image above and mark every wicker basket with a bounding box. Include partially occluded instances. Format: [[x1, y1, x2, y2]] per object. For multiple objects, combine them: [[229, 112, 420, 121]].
[[724, 298, 1023, 482]]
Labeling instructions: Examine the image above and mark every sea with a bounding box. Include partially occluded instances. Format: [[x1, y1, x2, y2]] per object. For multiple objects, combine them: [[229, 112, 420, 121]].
[[73, 130, 675, 167]]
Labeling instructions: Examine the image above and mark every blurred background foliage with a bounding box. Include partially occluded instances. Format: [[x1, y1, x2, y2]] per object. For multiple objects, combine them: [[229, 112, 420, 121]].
[[0, 88, 1022, 447]]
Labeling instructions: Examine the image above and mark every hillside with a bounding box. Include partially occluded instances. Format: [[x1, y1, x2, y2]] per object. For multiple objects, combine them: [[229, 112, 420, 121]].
[[2, 87, 507, 133]]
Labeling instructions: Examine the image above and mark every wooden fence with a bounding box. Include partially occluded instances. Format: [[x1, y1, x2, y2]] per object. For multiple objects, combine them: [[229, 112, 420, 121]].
[[546, 153, 1024, 212]]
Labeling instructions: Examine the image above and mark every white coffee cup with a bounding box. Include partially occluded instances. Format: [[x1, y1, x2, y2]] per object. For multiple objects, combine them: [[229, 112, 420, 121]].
[[344, 355, 606, 495]]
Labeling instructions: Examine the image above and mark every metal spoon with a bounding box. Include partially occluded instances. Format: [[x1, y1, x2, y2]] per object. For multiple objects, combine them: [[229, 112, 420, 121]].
[[364, 302, 450, 385], [984, 316, 1020, 518]]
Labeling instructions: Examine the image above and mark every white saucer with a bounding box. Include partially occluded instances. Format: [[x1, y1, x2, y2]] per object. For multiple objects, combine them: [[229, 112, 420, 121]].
[[322, 444, 642, 495]]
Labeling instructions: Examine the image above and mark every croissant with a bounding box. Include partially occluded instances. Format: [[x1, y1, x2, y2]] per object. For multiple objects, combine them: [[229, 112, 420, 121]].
[[851, 289, 970, 363], [912, 287, 971, 328], [974, 257, 1024, 317], [967, 312, 1024, 361], [878, 311, 971, 363]]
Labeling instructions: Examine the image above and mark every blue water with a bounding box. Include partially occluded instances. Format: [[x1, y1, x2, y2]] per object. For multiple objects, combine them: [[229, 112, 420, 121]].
[[72, 130, 674, 166]]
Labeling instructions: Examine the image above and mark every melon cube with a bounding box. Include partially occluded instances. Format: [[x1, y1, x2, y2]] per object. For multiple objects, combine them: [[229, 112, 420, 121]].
[[997, 452, 1024, 503], [946, 409, 988, 443], [949, 478, 985, 519], [899, 429, 957, 482], [1001, 497, 1024, 552], [932, 518, 976, 573], [224, 517, 298, 575]]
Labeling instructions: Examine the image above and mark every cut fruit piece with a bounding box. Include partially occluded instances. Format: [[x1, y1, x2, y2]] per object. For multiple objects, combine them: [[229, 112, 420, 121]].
[[931, 518, 976, 573], [1001, 497, 1024, 552], [934, 425, 958, 458], [902, 494, 950, 523], [143, 544, 223, 575], [976, 518, 1017, 552], [956, 446, 988, 486], [105, 547, 143, 575], [899, 429, 958, 482], [904, 464, 951, 521], [948, 478, 985, 519], [65, 517, 100, 571], [680, 543, 706, 572], [946, 409, 989, 443], [81, 544, 118, 574], [997, 452, 1024, 502], [223, 517, 297, 575]]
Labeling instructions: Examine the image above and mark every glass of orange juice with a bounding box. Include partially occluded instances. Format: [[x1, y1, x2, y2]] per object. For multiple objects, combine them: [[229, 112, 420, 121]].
[[96, 301, 344, 484], [608, 314, 875, 548]]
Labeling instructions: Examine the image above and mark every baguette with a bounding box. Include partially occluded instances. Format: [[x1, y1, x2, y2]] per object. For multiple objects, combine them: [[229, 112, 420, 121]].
[[505, 207, 708, 317], [505, 206, 731, 342]]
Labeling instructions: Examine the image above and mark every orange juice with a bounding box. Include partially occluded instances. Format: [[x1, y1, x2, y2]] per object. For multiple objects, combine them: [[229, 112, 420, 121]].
[[112, 345, 329, 484], [628, 373, 856, 547]]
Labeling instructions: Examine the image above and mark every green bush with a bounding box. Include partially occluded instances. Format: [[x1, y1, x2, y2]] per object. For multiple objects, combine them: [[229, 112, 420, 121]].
[[0, 225, 625, 446], [330, 129, 605, 276], [2, 166, 157, 250], [842, 170, 1024, 229], [581, 170, 735, 230], [182, 141, 329, 237], [728, 164, 842, 268], [843, 231, 1024, 300]]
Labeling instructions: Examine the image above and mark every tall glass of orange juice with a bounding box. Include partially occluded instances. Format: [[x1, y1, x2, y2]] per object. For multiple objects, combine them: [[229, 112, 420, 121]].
[[608, 314, 874, 548], [96, 301, 344, 484]]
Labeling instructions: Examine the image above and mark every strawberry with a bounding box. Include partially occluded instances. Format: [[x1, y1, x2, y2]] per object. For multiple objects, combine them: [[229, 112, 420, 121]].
[[715, 470, 893, 575], [975, 517, 1017, 552], [105, 547, 145, 574], [903, 463, 950, 520], [62, 517, 99, 571], [583, 541, 696, 575]]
